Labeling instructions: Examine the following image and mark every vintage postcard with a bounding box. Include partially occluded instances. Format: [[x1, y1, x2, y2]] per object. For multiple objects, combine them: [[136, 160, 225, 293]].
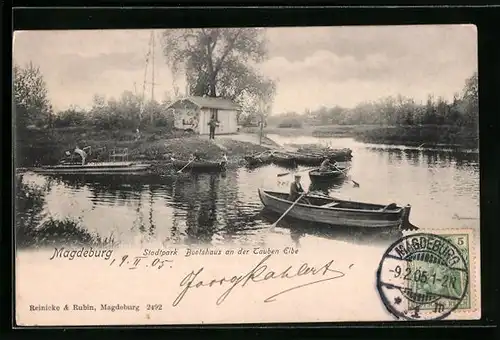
[[13, 25, 480, 326]]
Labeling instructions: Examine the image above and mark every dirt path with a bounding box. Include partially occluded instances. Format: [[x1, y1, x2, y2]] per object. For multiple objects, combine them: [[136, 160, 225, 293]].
[[209, 133, 283, 150]]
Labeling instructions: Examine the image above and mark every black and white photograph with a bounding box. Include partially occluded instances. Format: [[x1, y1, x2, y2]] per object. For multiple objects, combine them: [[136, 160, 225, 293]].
[[14, 24, 481, 325]]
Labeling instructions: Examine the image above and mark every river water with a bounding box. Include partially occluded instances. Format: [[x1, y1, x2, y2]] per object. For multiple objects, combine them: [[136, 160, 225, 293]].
[[18, 136, 480, 250]]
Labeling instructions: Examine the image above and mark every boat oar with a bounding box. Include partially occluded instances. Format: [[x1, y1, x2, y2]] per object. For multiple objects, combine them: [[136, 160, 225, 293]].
[[333, 164, 359, 187], [177, 158, 195, 173], [270, 192, 308, 228], [277, 167, 316, 177]]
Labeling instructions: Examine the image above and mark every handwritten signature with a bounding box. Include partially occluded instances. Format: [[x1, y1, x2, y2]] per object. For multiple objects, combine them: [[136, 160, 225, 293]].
[[173, 254, 352, 306]]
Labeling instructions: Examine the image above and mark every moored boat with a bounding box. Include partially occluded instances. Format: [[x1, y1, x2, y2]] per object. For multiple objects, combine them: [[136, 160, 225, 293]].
[[273, 149, 353, 166], [244, 152, 273, 167], [258, 189, 414, 229], [287, 152, 324, 166], [31, 161, 152, 175], [171, 159, 227, 172], [326, 149, 353, 162], [270, 152, 297, 167], [296, 147, 353, 162]]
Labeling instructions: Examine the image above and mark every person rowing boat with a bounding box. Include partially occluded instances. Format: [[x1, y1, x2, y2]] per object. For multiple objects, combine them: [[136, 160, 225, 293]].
[[288, 174, 305, 201], [288, 174, 310, 204], [319, 157, 338, 172]]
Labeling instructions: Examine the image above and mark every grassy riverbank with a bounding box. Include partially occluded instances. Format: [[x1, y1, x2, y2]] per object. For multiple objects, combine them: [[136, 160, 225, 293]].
[[241, 124, 382, 138], [16, 126, 271, 167], [242, 124, 478, 149], [354, 125, 479, 149]]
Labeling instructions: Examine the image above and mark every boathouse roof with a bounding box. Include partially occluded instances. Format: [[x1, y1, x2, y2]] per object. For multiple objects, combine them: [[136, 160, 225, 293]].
[[168, 96, 241, 111]]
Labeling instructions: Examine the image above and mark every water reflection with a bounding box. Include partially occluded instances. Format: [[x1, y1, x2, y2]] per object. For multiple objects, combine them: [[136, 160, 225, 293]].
[[367, 146, 480, 169], [385, 148, 404, 163], [17, 137, 480, 248], [367, 145, 479, 165], [183, 174, 218, 244], [35, 171, 266, 247], [260, 210, 403, 248], [308, 178, 347, 195]]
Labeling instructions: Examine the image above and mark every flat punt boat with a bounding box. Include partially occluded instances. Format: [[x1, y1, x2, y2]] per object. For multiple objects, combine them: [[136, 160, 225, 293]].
[[172, 159, 227, 172], [258, 189, 413, 229], [31, 161, 151, 175]]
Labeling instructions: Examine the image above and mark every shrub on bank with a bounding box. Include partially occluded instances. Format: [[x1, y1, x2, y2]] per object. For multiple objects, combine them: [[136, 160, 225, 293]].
[[277, 116, 303, 128]]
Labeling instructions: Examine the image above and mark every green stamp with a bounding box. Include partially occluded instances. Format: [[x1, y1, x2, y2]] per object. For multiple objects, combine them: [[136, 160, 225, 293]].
[[377, 232, 470, 320], [408, 234, 470, 311]]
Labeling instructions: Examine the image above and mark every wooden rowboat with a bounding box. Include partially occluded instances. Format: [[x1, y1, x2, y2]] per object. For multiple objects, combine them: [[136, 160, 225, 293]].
[[172, 159, 227, 172], [31, 161, 151, 175], [308, 168, 346, 180], [258, 189, 413, 229]]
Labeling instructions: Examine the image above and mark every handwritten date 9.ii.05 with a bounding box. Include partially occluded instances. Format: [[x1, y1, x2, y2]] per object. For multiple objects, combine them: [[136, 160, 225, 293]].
[[109, 255, 173, 270]]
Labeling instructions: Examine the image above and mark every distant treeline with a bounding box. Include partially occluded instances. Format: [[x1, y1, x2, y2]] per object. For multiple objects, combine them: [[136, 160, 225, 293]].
[[14, 62, 181, 166], [268, 72, 478, 130], [14, 63, 175, 131]]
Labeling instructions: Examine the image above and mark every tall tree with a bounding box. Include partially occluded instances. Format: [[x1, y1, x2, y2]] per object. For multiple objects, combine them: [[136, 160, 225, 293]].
[[462, 71, 478, 127], [160, 28, 275, 113], [13, 62, 53, 127]]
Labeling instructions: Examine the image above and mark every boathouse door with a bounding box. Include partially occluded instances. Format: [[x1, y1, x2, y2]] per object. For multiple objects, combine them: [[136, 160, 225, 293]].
[[199, 108, 215, 135]]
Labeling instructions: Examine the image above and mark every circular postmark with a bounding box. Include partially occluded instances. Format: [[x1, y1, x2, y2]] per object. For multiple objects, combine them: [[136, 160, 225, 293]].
[[376, 233, 469, 321]]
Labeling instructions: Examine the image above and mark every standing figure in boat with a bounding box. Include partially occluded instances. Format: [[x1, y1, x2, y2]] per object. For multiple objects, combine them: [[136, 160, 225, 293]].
[[289, 175, 305, 202], [73, 145, 90, 165]]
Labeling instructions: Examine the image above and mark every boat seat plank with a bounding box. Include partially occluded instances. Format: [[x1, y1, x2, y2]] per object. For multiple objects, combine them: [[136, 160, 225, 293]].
[[321, 202, 340, 208]]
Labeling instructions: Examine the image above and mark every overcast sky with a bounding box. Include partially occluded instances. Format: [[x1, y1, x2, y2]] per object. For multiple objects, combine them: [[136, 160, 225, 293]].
[[13, 25, 477, 114]]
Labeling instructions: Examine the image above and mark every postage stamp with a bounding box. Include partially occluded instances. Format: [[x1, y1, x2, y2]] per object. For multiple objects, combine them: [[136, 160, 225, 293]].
[[376, 231, 476, 320], [13, 23, 480, 326]]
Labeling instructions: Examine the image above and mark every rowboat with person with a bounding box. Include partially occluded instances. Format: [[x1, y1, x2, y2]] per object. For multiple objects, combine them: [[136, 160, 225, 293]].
[[31, 145, 152, 175], [258, 188, 418, 230], [308, 158, 350, 181], [308, 168, 347, 181]]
